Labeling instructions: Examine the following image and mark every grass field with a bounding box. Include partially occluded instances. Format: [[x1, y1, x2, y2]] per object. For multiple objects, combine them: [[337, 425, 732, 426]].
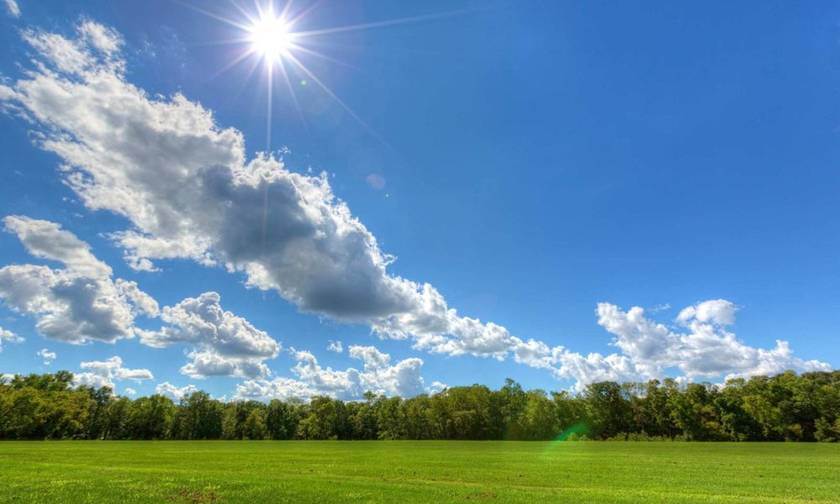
[[1, 441, 839, 503]]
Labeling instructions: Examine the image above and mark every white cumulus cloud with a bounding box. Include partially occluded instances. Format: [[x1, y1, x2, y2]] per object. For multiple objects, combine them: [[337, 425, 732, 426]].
[[0, 216, 159, 344], [73, 355, 153, 389], [36, 348, 56, 365], [154, 381, 198, 401], [594, 301, 830, 383], [235, 344, 431, 401], [139, 291, 280, 379]]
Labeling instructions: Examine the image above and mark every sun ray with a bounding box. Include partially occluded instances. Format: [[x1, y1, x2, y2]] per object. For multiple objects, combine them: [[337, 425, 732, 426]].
[[284, 0, 322, 27], [283, 51, 388, 146], [228, 0, 258, 23], [278, 0, 296, 22], [265, 59, 273, 151], [286, 43, 359, 72], [277, 58, 308, 128], [174, 0, 254, 32], [207, 47, 256, 81], [293, 9, 472, 38]]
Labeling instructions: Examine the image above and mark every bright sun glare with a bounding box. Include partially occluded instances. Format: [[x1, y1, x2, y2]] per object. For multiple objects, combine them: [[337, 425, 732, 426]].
[[249, 15, 292, 59], [191, 1, 456, 150]]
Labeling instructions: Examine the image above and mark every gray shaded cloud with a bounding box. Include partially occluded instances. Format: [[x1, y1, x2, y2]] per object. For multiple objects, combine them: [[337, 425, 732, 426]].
[[0, 216, 158, 344], [139, 291, 280, 379]]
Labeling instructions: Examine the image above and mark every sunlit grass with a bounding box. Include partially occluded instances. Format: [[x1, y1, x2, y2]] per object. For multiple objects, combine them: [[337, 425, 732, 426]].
[[2, 441, 839, 503]]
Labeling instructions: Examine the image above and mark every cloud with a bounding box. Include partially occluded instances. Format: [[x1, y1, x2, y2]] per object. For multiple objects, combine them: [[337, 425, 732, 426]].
[[3, 215, 111, 278], [234, 377, 316, 402], [3, 0, 19, 18], [124, 387, 137, 396], [365, 173, 385, 190], [427, 380, 448, 394], [154, 381, 198, 401], [326, 339, 343, 353], [0, 216, 158, 344], [235, 344, 431, 401], [498, 299, 830, 390], [36, 348, 56, 365], [19, 21, 123, 76], [594, 301, 830, 383], [139, 291, 280, 379], [0, 326, 23, 351], [73, 355, 153, 389], [77, 20, 122, 56], [676, 299, 737, 327], [116, 279, 160, 318]]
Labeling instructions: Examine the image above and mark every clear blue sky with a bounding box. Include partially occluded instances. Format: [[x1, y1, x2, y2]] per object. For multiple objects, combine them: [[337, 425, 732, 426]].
[[0, 0, 838, 400]]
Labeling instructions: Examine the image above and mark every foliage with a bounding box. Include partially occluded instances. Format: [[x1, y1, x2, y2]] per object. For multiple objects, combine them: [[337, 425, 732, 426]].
[[2, 371, 840, 441]]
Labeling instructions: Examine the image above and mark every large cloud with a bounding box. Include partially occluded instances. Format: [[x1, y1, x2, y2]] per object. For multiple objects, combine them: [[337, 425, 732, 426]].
[[0, 20, 533, 362], [0, 216, 158, 343], [235, 344, 435, 401], [0, 21, 829, 391]]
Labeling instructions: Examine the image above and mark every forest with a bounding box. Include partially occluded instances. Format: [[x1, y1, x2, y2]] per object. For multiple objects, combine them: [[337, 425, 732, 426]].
[[1, 371, 840, 442]]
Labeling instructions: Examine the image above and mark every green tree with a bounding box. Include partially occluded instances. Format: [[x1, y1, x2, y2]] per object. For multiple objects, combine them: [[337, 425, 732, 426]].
[[519, 390, 559, 440], [583, 382, 631, 439], [173, 392, 223, 440], [266, 399, 299, 440], [243, 408, 268, 440]]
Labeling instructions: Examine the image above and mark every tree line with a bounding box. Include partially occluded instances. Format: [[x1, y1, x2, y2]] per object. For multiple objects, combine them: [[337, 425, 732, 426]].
[[1, 371, 840, 441]]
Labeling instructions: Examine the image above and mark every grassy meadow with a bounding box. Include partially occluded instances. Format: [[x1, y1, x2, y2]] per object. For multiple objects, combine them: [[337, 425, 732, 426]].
[[1, 441, 839, 503]]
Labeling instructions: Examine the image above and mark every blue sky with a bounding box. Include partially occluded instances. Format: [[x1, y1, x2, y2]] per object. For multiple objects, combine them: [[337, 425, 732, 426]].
[[0, 0, 838, 401]]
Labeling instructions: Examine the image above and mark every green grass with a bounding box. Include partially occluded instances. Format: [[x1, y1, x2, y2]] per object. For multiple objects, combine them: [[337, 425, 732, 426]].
[[1, 441, 839, 503]]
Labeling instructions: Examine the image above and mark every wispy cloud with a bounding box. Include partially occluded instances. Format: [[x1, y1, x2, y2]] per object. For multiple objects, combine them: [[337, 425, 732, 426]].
[[3, 0, 20, 18]]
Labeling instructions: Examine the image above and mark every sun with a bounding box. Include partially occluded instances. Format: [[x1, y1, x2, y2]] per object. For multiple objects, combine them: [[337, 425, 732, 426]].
[[189, 1, 460, 150], [249, 14, 293, 59]]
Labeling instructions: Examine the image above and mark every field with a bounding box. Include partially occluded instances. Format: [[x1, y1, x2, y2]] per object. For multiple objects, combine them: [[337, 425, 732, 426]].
[[1, 442, 839, 503]]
